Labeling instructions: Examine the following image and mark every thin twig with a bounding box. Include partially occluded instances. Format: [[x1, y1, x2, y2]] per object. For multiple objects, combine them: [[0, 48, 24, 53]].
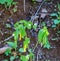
[[0, 34, 14, 44], [33, 41, 39, 52], [30, 0, 45, 22], [23, 0, 26, 12], [37, 51, 39, 61], [0, 45, 11, 54]]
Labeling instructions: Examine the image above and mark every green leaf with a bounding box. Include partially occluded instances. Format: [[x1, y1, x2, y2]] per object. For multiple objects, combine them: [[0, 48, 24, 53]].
[[5, 23, 11, 28], [33, 23, 37, 30], [43, 37, 50, 49], [53, 19, 60, 25], [38, 27, 49, 42], [13, 7, 17, 13], [50, 13, 58, 17], [27, 21, 32, 29], [7, 42, 17, 49], [29, 52, 34, 58], [2, 59, 8, 61], [20, 55, 29, 61], [0, 0, 16, 8], [23, 37, 30, 52], [13, 30, 19, 41], [12, 2, 17, 5], [10, 56, 15, 61], [0, 0, 6, 4], [38, 29, 45, 43], [38, 26, 50, 49], [19, 20, 32, 29], [6, 0, 13, 7], [24, 37, 30, 46], [19, 48, 25, 53], [58, 3, 60, 11], [44, 44, 50, 49], [19, 25, 26, 38], [5, 48, 11, 56], [52, 24, 56, 28]]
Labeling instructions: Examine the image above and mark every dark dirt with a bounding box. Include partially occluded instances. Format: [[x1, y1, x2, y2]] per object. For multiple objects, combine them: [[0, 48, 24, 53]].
[[0, 0, 60, 61]]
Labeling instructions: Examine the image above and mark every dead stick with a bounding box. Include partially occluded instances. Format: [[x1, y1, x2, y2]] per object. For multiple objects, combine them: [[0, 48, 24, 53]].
[[0, 34, 14, 44], [30, 0, 45, 22], [0, 45, 11, 54], [23, 0, 26, 12]]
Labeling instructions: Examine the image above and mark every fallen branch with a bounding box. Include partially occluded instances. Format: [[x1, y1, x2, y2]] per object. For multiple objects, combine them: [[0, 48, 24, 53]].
[[30, 0, 45, 22], [0, 45, 11, 54], [0, 34, 14, 44], [23, 0, 26, 12]]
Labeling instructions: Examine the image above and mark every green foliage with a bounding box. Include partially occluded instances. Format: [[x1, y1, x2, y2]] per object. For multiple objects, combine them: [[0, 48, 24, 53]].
[[20, 53, 34, 61], [5, 48, 11, 56], [5, 23, 11, 28], [50, 12, 60, 28], [23, 37, 30, 52], [53, 19, 60, 25], [33, 23, 37, 30], [7, 42, 17, 49], [10, 56, 15, 61], [38, 26, 50, 49], [3, 59, 8, 61], [19, 37, 30, 53], [14, 20, 32, 41], [19, 48, 25, 53], [5, 20, 50, 61], [50, 13, 58, 17], [20, 55, 29, 61], [0, 0, 16, 8], [13, 20, 32, 52], [58, 3, 60, 11]]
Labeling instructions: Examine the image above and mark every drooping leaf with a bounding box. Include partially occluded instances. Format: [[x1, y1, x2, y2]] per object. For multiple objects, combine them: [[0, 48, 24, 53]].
[[53, 19, 60, 25], [20, 55, 29, 61], [50, 13, 58, 17], [13, 30, 19, 41], [19, 48, 25, 53], [38, 29, 45, 43], [38, 26, 50, 49], [7, 42, 17, 49], [52, 24, 56, 28], [23, 37, 30, 52], [0, 0, 6, 4], [33, 23, 37, 30], [2, 59, 8, 61], [10, 56, 15, 61]]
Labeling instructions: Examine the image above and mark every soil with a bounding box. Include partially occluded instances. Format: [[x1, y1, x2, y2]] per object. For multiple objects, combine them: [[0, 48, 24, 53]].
[[0, 0, 60, 61]]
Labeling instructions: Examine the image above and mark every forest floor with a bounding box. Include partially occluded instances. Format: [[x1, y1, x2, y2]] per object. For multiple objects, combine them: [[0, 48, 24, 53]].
[[0, 0, 60, 61]]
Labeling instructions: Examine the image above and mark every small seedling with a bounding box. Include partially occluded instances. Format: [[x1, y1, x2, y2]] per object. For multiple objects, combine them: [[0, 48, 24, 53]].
[[0, 0, 17, 8], [38, 26, 50, 49]]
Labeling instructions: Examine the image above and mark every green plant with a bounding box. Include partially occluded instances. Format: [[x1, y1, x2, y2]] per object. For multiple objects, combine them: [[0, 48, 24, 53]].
[[50, 3, 60, 28], [20, 52, 34, 61], [5, 48, 11, 56], [50, 13, 60, 28], [5, 20, 50, 61], [4, 20, 34, 61], [38, 26, 50, 49], [0, 0, 17, 8], [13, 20, 33, 51]]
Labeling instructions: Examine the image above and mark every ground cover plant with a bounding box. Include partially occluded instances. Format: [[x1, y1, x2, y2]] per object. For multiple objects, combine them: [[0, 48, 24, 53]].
[[0, 0, 60, 61]]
